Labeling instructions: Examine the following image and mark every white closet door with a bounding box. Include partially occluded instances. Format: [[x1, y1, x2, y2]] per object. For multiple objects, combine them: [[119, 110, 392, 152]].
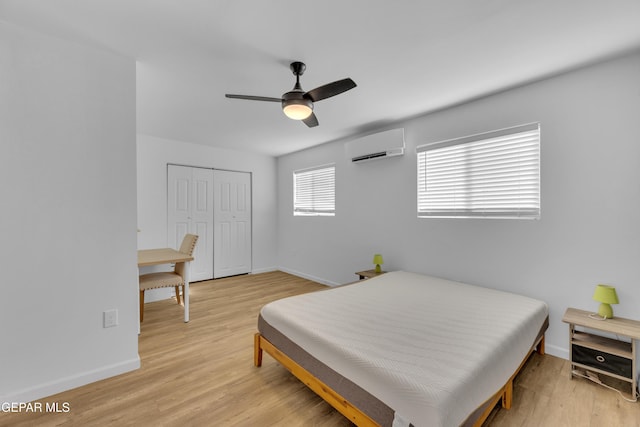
[[168, 165, 214, 281], [213, 170, 252, 278]]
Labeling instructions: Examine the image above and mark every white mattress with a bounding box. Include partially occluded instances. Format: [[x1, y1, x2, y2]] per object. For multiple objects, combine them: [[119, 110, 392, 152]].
[[260, 271, 548, 427]]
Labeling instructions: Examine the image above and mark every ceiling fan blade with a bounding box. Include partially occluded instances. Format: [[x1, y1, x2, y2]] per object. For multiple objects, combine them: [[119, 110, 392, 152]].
[[302, 112, 319, 128], [225, 94, 282, 102], [305, 78, 356, 102]]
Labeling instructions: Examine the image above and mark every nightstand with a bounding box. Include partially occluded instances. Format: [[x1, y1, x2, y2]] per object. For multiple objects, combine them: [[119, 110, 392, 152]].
[[355, 269, 386, 280], [562, 307, 640, 400]]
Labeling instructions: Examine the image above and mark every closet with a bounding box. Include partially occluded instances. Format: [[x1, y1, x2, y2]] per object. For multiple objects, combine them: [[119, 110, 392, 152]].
[[168, 165, 251, 280]]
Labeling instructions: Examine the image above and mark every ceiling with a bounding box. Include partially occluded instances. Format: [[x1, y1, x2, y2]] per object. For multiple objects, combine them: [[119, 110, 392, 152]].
[[2, 1, 640, 157]]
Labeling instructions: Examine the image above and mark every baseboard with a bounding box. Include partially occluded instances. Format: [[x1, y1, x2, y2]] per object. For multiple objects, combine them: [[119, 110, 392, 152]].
[[251, 266, 278, 274], [544, 343, 568, 360], [4, 357, 141, 403], [277, 267, 340, 287]]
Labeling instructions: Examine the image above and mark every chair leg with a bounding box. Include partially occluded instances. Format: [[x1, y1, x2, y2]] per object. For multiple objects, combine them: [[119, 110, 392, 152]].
[[140, 290, 144, 322], [175, 286, 181, 305]]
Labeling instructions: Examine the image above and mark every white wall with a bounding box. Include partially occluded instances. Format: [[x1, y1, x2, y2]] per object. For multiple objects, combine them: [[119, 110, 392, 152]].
[[137, 134, 278, 292], [0, 21, 139, 402], [277, 50, 640, 359]]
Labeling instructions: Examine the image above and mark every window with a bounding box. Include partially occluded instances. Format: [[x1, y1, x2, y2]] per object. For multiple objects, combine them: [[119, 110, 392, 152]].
[[293, 164, 335, 216], [417, 123, 540, 219]]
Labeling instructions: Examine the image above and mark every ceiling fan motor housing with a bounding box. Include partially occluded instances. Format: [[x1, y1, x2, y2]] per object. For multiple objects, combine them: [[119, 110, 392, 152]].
[[282, 62, 313, 119]]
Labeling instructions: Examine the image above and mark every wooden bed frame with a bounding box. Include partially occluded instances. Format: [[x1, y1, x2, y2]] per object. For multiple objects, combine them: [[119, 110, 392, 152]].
[[254, 332, 545, 427]]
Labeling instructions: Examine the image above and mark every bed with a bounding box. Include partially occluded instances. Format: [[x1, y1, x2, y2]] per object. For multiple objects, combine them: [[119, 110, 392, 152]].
[[254, 271, 549, 427]]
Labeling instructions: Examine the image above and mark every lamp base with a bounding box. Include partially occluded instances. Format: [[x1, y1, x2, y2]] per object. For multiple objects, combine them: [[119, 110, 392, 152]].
[[597, 303, 614, 319], [375, 264, 381, 273]]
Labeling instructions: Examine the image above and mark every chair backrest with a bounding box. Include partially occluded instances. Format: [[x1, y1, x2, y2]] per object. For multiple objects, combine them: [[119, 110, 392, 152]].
[[175, 234, 198, 277], [179, 234, 198, 256]]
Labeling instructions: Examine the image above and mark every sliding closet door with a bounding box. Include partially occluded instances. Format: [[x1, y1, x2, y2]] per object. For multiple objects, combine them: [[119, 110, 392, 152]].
[[213, 170, 252, 278], [167, 165, 214, 281]]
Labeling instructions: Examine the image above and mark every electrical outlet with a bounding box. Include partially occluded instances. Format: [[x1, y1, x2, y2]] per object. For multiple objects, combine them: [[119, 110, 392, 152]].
[[103, 309, 118, 328]]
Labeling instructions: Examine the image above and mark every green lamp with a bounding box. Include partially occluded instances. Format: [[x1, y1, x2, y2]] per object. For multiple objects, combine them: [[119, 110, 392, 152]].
[[373, 254, 384, 273], [592, 284, 619, 319]]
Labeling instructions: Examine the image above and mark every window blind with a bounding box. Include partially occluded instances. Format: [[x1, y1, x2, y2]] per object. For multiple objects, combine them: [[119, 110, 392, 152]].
[[417, 123, 540, 219], [293, 164, 335, 216]]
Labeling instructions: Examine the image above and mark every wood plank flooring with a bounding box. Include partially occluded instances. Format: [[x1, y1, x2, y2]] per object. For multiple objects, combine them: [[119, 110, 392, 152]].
[[2, 271, 638, 426]]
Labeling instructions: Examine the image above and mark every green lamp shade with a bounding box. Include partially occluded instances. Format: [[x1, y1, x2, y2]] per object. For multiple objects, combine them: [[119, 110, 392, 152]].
[[592, 284, 619, 319], [372, 254, 384, 273]]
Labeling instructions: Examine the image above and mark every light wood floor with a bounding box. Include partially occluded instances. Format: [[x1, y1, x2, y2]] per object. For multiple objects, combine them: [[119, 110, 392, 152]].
[[2, 271, 638, 427]]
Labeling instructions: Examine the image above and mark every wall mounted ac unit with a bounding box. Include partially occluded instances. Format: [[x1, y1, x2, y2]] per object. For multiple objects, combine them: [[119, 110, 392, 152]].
[[346, 128, 405, 163]]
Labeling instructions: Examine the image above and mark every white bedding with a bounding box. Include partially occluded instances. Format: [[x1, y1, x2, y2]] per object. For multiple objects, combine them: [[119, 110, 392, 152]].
[[260, 271, 548, 427]]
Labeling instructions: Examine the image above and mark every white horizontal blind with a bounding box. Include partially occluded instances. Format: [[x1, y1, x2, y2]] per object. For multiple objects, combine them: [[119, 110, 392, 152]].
[[417, 123, 540, 219], [293, 164, 335, 216]]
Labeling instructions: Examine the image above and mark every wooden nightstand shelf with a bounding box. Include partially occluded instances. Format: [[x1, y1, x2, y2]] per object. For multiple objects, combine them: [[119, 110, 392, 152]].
[[563, 307, 640, 400], [355, 269, 386, 280]]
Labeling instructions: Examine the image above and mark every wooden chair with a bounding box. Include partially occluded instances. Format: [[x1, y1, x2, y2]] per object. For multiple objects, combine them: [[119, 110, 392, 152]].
[[139, 234, 198, 322]]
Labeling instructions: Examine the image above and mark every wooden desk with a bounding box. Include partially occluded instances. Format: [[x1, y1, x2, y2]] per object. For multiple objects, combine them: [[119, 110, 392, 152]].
[[138, 248, 194, 323]]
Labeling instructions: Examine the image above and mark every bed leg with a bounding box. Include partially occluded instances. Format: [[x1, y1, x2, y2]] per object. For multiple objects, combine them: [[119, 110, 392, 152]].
[[254, 333, 263, 367], [502, 380, 513, 410], [537, 336, 545, 355]]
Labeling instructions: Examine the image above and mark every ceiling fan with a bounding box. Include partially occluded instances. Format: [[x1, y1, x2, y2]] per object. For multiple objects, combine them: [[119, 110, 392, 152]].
[[225, 61, 356, 128]]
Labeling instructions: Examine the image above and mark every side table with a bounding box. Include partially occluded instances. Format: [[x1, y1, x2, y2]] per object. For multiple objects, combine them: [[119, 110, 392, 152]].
[[355, 269, 386, 280], [562, 307, 640, 401]]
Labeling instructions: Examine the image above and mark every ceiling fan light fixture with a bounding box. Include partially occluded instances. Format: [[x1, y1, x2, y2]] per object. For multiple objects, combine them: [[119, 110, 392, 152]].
[[282, 99, 313, 120]]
